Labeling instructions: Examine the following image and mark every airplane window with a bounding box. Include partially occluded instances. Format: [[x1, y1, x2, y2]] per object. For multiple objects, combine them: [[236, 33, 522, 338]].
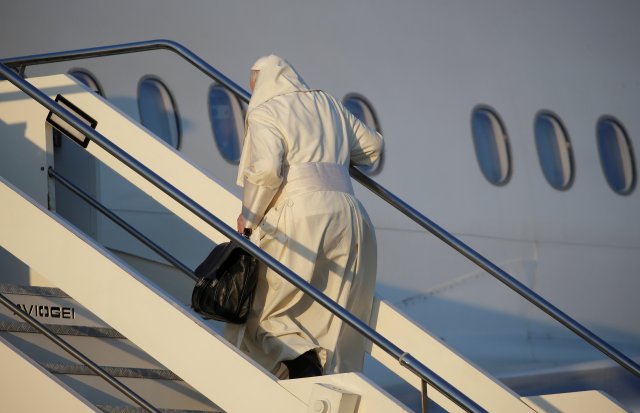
[[471, 106, 511, 185], [208, 85, 245, 164], [69, 70, 103, 96], [597, 116, 636, 195], [534, 112, 574, 190], [137, 77, 181, 148], [343, 93, 383, 174]]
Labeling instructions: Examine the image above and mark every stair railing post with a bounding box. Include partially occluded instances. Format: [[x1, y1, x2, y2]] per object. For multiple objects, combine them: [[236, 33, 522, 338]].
[[421, 379, 429, 413]]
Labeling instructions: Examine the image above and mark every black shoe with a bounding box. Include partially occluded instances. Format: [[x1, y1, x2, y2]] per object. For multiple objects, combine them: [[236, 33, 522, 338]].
[[283, 350, 323, 379]]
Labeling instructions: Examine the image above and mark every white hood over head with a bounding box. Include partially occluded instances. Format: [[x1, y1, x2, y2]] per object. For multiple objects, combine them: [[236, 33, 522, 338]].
[[247, 55, 310, 112], [237, 55, 312, 186]]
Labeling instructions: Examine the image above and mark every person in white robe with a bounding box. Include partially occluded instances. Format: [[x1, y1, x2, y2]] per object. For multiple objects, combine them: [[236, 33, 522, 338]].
[[228, 54, 384, 379]]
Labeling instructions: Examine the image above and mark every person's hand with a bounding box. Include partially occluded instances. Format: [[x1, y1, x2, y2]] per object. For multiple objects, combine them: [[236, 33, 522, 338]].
[[237, 213, 246, 234]]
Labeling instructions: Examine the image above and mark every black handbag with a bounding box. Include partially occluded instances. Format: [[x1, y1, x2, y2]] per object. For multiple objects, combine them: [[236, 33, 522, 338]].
[[191, 240, 259, 323]]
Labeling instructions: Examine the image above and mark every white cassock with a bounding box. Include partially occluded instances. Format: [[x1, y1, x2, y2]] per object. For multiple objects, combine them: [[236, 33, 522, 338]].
[[226, 55, 384, 378]]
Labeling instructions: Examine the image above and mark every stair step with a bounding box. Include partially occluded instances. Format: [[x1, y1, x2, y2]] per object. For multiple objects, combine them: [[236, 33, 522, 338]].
[[0, 319, 125, 338], [41, 362, 182, 380], [53, 372, 218, 411], [0, 282, 70, 298], [0, 284, 222, 411], [96, 405, 220, 413], [0, 285, 162, 369], [0, 328, 165, 369]]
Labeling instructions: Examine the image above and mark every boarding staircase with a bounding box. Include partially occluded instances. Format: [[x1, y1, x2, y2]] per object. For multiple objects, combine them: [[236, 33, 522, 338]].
[[0, 283, 220, 413], [0, 41, 638, 412]]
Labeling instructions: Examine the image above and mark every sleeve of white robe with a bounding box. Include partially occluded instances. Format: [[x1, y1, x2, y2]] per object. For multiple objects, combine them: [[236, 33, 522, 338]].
[[346, 108, 385, 168], [240, 111, 285, 229]]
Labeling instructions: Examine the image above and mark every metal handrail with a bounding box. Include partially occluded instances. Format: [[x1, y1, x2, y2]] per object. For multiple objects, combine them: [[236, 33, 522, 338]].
[[348, 169, 640, 378], [2, 39, 251, 103], [0, 292, 159, 413], [7, 38, 634, 380], [48, 168, 197, 281], [0, 62, 485, 413]]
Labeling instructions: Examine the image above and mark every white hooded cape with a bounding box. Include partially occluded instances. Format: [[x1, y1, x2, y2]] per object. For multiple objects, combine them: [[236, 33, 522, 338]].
[[228, 55, 384, 378]]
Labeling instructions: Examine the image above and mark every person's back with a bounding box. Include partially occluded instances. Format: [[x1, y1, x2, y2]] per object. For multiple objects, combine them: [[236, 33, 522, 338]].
[[254, 89, 370, 167], [229, 55, 383, 379]]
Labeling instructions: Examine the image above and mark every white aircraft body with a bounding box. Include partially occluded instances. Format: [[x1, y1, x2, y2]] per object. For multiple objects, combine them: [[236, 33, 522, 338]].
[[1, 0, 639, 411]]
